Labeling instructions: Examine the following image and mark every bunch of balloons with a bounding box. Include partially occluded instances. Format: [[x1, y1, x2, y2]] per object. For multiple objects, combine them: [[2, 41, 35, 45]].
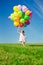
[[8, 5, 32, 27]]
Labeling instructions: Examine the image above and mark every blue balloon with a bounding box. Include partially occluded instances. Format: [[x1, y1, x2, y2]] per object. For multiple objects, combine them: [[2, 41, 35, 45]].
[[24, 24, 27, 27]]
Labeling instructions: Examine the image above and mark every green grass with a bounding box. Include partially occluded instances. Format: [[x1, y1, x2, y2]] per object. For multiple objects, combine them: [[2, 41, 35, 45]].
[[0, 44, 43, 65]]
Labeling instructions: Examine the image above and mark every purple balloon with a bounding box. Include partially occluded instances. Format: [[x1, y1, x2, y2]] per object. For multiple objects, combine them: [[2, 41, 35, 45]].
[[8, 16, 11, 19]]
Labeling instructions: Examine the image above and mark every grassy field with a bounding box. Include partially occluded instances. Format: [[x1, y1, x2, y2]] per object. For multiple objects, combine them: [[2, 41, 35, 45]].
[[0, 44, 43, 65]]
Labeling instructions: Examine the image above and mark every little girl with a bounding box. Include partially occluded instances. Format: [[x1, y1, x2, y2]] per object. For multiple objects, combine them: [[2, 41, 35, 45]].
[[18, 30, 26, 45]]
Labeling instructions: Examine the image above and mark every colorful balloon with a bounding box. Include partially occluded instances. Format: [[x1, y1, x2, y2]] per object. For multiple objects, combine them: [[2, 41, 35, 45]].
[[25, 20, 30, 25], [25, 10, 31, 15], [22, 5, 28, 12], [14, 21, 19, 26], [24, 15, 30, 20], [14, 12, 18, 17], [10, 16, 14, 21], [10, 13, 15, 17], [20, 18, 25, 23], [18, 5, 22, 10], [18, 11, 22, 17], [10, 13, 15, 21], [24, 24, 27, 27], [9, 5, 32, 27], [13, 6, 19, 12], [8, 16, 11, 19], [14, 16, 20, 22], [19, 23, 23, 27], [29, 11, 32, 19]]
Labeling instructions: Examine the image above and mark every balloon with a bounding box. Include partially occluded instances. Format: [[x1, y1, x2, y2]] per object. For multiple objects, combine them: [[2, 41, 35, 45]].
[[24, 24, 27, 27], [22, 5, 28, 12], [24, 15, 30, 20], [10, 13, 15, 21], [14, 16, 20, 21], [29, 11, 32, 15], [9, 5, 32, 28], [14, 12, 18, 17], [19, 23, 23, 27], [13, 6, 19, 12], [29, 11, 32, 19], [14, 22, 19, 26], [25, 10, 31, 15], [11, 13, 14, 17], [18, 11, 22, 17], [18, 5, 22, 10], [8, 16, 11, 19], [10, 16, 14, 21], [20, 18, 25, 23], [25, 20, 30, 25]]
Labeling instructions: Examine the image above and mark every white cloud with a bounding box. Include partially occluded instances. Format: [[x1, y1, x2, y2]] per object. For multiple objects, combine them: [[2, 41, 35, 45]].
[[33, 7, 43, 18], [33, 0, 43, 14], [23, 0, 43, 18], [33, 0, 43, 18]]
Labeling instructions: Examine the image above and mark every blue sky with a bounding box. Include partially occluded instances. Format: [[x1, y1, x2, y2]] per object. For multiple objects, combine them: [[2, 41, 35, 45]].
[[0, 0, 43, 43]]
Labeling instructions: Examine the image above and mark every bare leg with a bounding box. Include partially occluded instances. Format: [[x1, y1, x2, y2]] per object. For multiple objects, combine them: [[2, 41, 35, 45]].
[[20, 41, 24, 46], [23, 42, 25, 45], [20, 41, 25, 46]]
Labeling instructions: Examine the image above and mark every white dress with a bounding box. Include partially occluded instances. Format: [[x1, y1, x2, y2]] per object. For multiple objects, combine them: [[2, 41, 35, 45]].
[[19, 33, 25, 42]]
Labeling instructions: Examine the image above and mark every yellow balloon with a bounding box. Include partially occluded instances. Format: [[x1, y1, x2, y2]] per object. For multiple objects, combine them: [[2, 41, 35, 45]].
[[13, 6, 19, 12], [25, 10, 31, 15], [14, 21, 19, 26], [14, 12, 18, 17]]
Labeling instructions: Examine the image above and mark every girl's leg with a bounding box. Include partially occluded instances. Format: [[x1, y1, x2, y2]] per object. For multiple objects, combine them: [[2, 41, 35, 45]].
[[23, 42, 25, 45], [20, 41, 25, 46], [20, 41, 24, 46], [20, 41, 22, 44], [22, 41, 25, 46]]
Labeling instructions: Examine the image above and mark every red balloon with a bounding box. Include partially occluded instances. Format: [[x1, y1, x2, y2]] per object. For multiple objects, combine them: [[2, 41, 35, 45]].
[[25, 20, 30, 25], [19, 23, 23, 27]]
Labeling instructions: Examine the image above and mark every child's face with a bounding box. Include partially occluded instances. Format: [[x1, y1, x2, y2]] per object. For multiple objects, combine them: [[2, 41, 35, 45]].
[[21, 30, 24, 33]]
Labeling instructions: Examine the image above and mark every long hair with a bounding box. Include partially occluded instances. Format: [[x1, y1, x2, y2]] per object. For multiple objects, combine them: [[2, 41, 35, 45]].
[[22, 30, 25, 35]]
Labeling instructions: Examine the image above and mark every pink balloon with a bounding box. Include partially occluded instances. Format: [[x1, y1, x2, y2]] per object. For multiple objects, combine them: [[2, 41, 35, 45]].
[[22, 5, 28, 12], [18, 5, 22, 10]]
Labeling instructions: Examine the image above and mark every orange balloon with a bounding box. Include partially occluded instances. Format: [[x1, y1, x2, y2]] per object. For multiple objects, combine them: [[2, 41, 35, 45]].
[[14, 16, 20, 22]]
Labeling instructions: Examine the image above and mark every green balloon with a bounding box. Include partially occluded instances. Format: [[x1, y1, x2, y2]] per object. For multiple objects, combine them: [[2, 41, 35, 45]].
[[24, 15, 30, 20], [18, 11, 22, 17], [20, 18, 25, 23]]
